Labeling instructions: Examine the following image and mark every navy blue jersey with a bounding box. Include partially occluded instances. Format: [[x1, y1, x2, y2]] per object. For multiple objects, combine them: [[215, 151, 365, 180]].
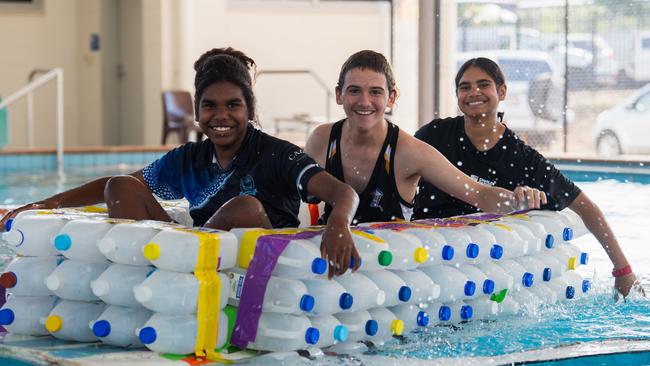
[[413, 116, 581, 219], [143, 124, 323, 227], [321, 119, 413, 225]]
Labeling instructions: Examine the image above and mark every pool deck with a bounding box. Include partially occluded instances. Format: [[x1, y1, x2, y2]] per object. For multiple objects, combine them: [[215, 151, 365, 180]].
[[2, 334, 650, 366]]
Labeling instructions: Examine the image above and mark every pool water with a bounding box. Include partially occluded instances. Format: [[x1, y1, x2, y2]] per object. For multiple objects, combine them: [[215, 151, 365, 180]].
[[1, 173, 650, 365], [0, 165, 142, 206]]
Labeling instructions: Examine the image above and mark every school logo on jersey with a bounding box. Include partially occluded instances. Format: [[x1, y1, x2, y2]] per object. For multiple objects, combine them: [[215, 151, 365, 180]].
[[370, 188, 384, 212], [384, 144, 392, 174], [239, 174, 257, 196], [470, 174, 496, 186], [328, 140, 337, 160]]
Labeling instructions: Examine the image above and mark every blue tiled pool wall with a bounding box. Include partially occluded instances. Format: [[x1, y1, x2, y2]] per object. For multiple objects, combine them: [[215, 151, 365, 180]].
[[0, 151, 166, 172], [0, 153, 649, 184], [551, 159, 650, 184]]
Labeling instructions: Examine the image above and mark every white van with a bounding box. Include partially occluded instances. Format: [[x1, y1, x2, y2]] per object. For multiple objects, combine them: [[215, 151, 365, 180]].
[[631, 31, 650, 82]]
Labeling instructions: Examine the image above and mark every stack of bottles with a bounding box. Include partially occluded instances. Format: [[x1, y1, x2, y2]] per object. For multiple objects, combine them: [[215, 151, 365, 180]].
[[0, 208, 592, 356]]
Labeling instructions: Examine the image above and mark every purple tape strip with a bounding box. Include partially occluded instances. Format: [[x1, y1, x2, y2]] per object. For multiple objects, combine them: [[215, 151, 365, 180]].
[[230, 230, 322, 349], [0, 286, 5, 332]]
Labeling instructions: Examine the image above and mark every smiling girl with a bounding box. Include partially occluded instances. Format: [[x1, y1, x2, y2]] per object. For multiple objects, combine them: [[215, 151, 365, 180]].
[[413, 57, 643, 298], [1, 48, 360, 277]]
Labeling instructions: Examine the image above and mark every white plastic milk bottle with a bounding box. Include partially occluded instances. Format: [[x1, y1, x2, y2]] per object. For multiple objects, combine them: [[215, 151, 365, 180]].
[[134, 270, 229, 315], [391, 269, 441, 304], [91, 304, 153, 347], [97, 221, 164, 265], [476, 262, 515, 291], [53, 218, 115, 261], [0, 295, 58, 336], [45, 259, 111, 301], [3, 214, 72, 256], [333, 272, 386, 312], [388, 303, 430, 333], [308, 315, 348, 348], [0, 256, 60, 296], [45, 299, 107, 342], [363, 270, 412, 307], [367, 307, 403, 344], [91, 263, 154, 307], [419, 265, 476, 302], [457, 264, 496, 296], [301, 278, 353, 315], [334, 310, 378, 342]]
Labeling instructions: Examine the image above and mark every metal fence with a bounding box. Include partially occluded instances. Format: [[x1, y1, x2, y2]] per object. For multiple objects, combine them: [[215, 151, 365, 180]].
[[456, 0, 650, 157]]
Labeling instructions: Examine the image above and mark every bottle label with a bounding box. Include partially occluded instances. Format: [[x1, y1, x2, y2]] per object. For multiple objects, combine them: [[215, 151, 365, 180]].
[[229, 272, 246, 300]]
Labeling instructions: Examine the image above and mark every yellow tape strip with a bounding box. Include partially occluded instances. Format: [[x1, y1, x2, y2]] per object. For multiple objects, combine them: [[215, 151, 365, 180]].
[[194, 232, 221, 359], [78, 205, 109, 213], [491, 223, 513, 231], [351, 230, 386, 244], [236, 228, 318, 269]]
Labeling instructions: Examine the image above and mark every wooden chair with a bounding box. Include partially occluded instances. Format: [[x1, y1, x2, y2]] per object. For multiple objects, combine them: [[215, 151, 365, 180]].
[[161, 91, 202, 144]]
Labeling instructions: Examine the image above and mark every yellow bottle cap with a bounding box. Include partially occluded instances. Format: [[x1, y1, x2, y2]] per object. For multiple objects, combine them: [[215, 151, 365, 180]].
[[414, 247, 429, 264], [390, 319, 404, 336], [568, 257, 576, 270], [45, 315, 62, 332], [143, 243, 161, 260]]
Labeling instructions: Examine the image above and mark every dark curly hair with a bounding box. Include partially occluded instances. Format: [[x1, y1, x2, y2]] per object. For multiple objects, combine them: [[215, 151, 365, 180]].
[[455, 57, 506, 93], [336, 50, 398, 97], [193, 47, 257, 121]]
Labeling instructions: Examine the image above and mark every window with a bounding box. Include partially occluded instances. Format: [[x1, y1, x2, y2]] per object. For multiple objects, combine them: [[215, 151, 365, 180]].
[[498, 59, 552, 82]]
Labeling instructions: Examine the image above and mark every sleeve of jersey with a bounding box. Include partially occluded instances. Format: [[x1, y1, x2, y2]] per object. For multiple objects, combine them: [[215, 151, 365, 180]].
[[142, 148, 185, 200], [528, 150, 581, 211], [278, 143, 325, 203]]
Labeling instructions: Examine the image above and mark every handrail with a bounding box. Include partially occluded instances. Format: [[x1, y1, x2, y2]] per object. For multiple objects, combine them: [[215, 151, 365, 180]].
[[256, 69, 332, 123], [27, 69, 54, 149], [0, 68, 65, 176]]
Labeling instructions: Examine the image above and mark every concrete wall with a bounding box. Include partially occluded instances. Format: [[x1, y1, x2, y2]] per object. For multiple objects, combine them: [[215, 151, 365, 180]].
[[0, 0, 81, 148], [167, 1, 397, 137], [0, 0, 424, 148]]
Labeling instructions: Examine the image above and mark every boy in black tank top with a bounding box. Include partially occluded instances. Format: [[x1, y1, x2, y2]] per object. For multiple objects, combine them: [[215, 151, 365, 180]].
[[322, 119, 412, 224], [305, 50, 545, 226]]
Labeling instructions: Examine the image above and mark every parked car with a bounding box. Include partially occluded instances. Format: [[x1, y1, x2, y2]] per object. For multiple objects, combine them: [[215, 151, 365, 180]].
[[593, 83, 650, 157], [456, 50, 568, 147]]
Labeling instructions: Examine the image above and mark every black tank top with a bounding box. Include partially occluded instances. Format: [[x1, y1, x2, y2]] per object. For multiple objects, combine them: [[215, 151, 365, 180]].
[[321, 119, 413, 225]]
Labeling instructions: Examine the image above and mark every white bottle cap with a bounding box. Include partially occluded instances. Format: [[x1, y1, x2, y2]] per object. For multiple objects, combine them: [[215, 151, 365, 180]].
[[133, 285, 152, 303], [91, 280, 109, 297], [3, 230, 23, 247], [45, 275, 62, 291], [97, 238, 116, 255]]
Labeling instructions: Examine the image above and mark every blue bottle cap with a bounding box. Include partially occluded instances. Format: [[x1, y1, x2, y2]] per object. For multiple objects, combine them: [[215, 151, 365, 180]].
[[93, 320, 111, 337], [483, 279, 495, 295], [580, 253, 589, 265], [582, 279, 591, 293], [365, 320, 378, 336], [416, 311, 429, 327], [522, 272, 534, 287], [305, 327, 319, 345], [460, 305, 473, 320], [563, 228, 573, 241], [139, 327, 157, 344], [441, 245, 454, 261], [464, 281, 476, 296], [543, 268, 552, 282], [300, 294, 315, 312], [311, 258, 327, 275], [349, 256, 362, 269], [398, 286, 412, 302], [466, 243, 479, 259], [339, 292, 353, 310], [334, 325, 349, 342], [54, 234, 72, 251], [490, 244, 503, 260], [439, 306, 451, 321], [566, 286, 576, 299], [5, 218, 13, 232], [0, 309, 15, 325], [545, 234, 554, 249]]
